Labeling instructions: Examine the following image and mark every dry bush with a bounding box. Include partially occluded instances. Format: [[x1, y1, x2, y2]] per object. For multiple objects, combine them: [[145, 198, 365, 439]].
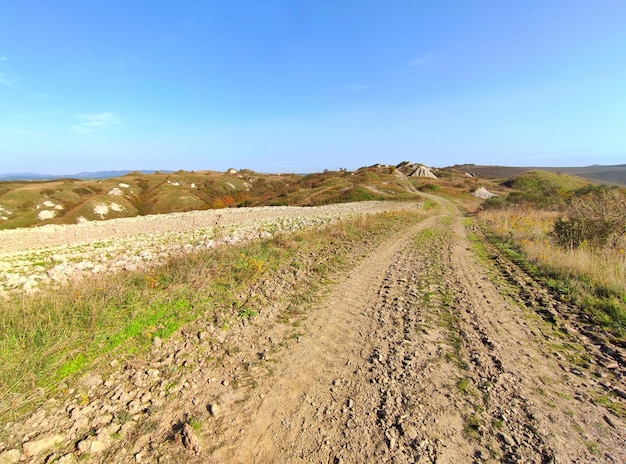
[[553, 188, 626, 249], [479, 205, 626, 341], [478, 207, 626, 309]]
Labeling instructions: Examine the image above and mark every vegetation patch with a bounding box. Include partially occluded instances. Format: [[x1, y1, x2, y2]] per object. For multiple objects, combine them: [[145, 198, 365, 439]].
[[477, 186, 626, 343]]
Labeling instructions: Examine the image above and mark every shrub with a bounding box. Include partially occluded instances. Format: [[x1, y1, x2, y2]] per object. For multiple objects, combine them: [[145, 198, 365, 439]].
[[480, 196, 508, 210], [73, 187, 93, 196], [419, 183, 439, 192], [552, 187, 626, 249]]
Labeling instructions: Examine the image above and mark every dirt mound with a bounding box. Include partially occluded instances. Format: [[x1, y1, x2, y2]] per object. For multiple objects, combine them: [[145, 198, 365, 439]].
[[472, 186, 497, 199], [396, 162, 438, 179], [410, 166, 437, 179]]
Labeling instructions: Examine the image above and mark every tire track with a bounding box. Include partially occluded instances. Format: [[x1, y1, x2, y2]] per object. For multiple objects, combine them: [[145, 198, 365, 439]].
[[204, 197, 626, 463], [207, 217, 441, 463]]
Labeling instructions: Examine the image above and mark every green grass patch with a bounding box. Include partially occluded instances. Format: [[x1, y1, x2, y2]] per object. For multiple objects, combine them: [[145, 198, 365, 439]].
[[56, 353, 88, 381], [593, 394, 626, 418], [457, 377, 470, 394]]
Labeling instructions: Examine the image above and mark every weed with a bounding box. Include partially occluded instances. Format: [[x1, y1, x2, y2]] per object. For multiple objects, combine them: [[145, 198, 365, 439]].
[[115, 410, 132, 424], [237, 307, 257, 320], [457, 377, 470, 394], [188, 416, 202, 432], [586, 441, 600, 455], [137, 418, 158, 434], [463, 413, 482, 439]]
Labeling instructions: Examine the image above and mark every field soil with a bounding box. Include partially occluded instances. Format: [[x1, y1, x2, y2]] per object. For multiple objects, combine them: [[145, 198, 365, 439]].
[[0, 202, 405, 254], [2, 197, 625, 463]]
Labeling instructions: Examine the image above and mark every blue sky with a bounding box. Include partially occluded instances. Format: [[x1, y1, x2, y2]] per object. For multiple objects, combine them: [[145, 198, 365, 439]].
[[1, 1, 626, 174]]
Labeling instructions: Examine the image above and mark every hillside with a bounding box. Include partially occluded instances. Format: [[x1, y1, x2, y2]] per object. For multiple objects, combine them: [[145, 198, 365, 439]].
[[0, 163, 464, 230], [1, 162, 616, 231], [455, 164, 626, 185]]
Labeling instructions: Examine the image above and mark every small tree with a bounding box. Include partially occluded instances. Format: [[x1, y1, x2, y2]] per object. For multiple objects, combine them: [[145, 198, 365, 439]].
[[552, 187, 626, 249]]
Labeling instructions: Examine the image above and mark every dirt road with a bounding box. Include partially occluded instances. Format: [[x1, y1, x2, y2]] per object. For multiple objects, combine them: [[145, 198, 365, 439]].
[[3, 198, 625, 463], [201, 204, 626, 463]]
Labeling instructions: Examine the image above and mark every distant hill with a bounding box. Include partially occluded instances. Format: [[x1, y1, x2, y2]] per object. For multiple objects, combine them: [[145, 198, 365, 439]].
[[0, 165, 434, 230], [455, 164, 626, 185], [0, 170, 172, 181], [2, 162, 621, 231]]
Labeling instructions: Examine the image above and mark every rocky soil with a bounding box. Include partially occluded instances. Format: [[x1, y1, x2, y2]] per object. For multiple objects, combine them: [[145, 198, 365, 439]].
[[0, 201, 414, 296], [1, 198, 625, 463]]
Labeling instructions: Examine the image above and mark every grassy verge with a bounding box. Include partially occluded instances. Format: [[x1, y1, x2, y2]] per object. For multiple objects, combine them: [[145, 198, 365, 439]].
[[477, 209, 626, 344], [0, 210, 423, 422]]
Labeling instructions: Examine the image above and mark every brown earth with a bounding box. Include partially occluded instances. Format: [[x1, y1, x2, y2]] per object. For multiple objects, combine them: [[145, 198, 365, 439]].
[[2, 197, 626, 463]]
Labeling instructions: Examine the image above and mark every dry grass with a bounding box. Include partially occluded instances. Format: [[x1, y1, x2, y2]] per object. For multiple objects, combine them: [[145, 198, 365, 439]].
[[479, 208, 626, 295], [478, 207, 626, 338]]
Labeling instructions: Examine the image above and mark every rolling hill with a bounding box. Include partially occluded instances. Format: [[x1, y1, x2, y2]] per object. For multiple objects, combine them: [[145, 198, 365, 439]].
[[1, 161, 616, 230], [455, 164, 626, 185], [0, 165, 432, 230]]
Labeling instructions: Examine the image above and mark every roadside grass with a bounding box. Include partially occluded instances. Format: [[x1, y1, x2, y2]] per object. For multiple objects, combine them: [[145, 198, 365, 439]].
[[477, 208, 626, 343], [0, 209, 423, 422]]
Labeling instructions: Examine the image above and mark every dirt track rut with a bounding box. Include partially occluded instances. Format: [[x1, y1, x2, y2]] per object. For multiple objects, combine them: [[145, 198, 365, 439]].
[[198, 200, 626, 462], [203, 212, 625, 463]]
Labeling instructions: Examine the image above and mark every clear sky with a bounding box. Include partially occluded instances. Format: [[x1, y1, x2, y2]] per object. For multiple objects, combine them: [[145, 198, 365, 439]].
[[1, 1, 626, 174]]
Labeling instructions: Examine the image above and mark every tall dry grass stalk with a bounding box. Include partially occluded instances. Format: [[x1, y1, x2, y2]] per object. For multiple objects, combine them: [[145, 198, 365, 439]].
[[478, 207, 626, 328], [521, 239, 626, 296]]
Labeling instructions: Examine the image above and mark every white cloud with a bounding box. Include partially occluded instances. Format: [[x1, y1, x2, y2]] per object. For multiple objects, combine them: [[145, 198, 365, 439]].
[[0, 57, 15, 85], [74, 112, 121, 133], [342, 82, 373, 92], [410, 51, 436, 67], [324, 82, 374, 95]]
